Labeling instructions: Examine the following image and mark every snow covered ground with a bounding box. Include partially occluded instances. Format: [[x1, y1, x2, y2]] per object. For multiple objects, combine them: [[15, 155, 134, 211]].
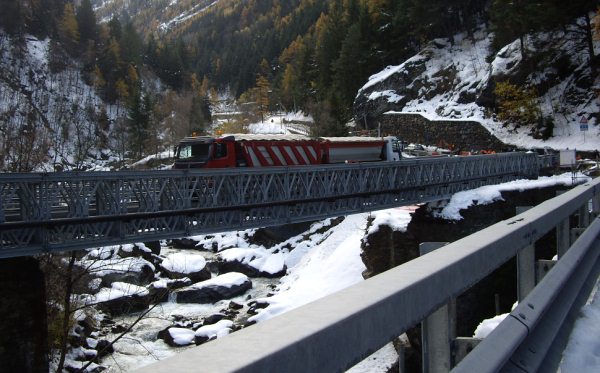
[[474, 276, 600, 371], [560, 277, 600, 371], [246, 112, 312, 135]]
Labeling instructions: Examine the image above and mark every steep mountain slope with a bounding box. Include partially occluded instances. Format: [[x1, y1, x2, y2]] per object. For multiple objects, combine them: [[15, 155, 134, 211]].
[[355, 26, 600, 151], [92, 0, 329, 96], [92, 0, 221, 34], [0, 31, 119, 171]]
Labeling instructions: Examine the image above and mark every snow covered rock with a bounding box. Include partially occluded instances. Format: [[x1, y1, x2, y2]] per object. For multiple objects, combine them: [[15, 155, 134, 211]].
[[159, 252, 211, 283], [174, 272, 252, 304], [147, 277, 192, 303], [354, 53, 428, 123], [158, 320, 235, 347], [158, 327, 196, 347], [216, 247, 286, 278], [194, 320, 234, 345], [171, 238, 207, 249], [80, 282, 154, 316], [77, 253, 157, 289], [118, 242, 161, 262]]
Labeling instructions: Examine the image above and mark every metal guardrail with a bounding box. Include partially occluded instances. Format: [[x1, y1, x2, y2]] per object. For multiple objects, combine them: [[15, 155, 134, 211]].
[[0, 152, 542, 257], [136, 176, 599, 373], [454, 194, 600, 372]]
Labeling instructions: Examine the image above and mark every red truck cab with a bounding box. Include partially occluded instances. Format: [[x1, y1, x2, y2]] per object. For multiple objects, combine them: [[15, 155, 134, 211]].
[[174, 136, 238, 169]]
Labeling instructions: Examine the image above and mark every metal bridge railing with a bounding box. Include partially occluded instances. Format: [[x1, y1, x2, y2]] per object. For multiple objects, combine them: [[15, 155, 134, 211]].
[[135, 176, 600, 373], [0, 152, 543, 257]]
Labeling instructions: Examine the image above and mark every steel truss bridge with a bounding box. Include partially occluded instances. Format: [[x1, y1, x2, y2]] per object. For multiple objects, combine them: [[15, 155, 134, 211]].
[[0, 152, 554, 258]]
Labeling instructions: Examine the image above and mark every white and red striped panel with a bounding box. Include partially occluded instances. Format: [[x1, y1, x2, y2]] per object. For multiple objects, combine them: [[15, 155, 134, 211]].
[[242, 141, 322, 167]]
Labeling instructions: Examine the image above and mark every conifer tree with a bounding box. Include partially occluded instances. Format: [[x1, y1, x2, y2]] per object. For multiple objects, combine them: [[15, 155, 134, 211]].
[[332, 23, 365, 109], [0, 0, 23, 35], [92, 65, 106, 91], [121, 21, 144, 66], [47, 38, 68, 73], [189, 74, 212, 134], [76, 0, 97, 44], [544, 0, 598, 74], [279, 35, 311, 110], [309, 97, 347, 137], [127, 92, 154, 159], [97, 37, 124, 102], [314, 4, 346, 98], [255, 74, 272, 123], [281, 64, 301, 111], [58, 3, 80, 55], [28, 0, 62, 38], [489, 0, 538, 59], [115, 79, 130, 103], [108, 16, 122, 41]]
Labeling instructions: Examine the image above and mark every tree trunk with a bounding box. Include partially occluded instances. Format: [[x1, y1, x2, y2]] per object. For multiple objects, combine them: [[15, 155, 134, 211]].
[[56, 252, 76, 373], [583, 12, 596, 77]]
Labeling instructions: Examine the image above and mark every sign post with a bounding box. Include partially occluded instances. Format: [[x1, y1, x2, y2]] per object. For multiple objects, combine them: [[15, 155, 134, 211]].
[[580, 116, 588, 142]]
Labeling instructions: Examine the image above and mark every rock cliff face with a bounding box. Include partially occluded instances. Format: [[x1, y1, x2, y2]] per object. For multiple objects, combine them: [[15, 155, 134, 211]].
[[361, 186, 564, 335], [360, 185, 565, 372], [353, 35, 493, 127], [353, 27, 600, 151]]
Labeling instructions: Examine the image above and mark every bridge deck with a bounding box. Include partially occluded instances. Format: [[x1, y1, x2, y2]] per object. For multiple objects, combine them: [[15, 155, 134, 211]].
[[0, 153, 550, 257]]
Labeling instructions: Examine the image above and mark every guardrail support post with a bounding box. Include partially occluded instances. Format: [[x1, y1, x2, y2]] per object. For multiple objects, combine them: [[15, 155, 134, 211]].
[[420, 242, 454, 373], [556, 218, 570, 258], [555, 191, 570, 258], [578, 205, 590, 228], [592, 194, 600, 217], [453, 337, 482, 366], [536, 259, 556, 283], [516, 207, 535, 301], [0, 196, 4, 223]]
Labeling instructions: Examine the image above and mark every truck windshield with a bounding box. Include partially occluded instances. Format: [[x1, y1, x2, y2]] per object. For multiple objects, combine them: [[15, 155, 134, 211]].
[[391, 139, 403, 153], [177, 143, 211, 160]]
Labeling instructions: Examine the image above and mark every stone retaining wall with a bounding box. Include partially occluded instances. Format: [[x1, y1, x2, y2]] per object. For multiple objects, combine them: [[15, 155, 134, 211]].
[[376, 113, 511, 152]]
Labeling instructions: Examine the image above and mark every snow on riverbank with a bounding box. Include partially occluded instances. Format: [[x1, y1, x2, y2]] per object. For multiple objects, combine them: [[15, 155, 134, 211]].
[[248, 213, 370, 323], [435, 172, 590, 220]]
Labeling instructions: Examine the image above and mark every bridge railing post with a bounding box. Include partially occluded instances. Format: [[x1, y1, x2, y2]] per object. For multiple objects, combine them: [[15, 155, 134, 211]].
[[516, 207, 535, 301], [420, 242, 454, 373], [592, 191, 600, 218], [0, 193, 4, 224], [578, 203, 590, 228]]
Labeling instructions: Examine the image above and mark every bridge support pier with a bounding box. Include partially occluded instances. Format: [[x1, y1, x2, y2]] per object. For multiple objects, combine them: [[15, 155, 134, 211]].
[[0, 257, 48, 372]]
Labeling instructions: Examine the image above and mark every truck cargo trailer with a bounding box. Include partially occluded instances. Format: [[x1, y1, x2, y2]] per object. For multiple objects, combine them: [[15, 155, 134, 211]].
[[174, 134, 401, 169]]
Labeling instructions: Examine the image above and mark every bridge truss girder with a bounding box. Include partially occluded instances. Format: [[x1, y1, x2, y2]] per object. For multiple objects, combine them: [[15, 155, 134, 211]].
[[0, 153, 542, 257]]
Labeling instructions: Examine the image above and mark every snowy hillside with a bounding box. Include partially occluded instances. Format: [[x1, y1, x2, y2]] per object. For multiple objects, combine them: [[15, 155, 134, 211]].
[[0, 31, 127, 171], [355, 27, 600, 151], [91, 0, 221, 32]]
